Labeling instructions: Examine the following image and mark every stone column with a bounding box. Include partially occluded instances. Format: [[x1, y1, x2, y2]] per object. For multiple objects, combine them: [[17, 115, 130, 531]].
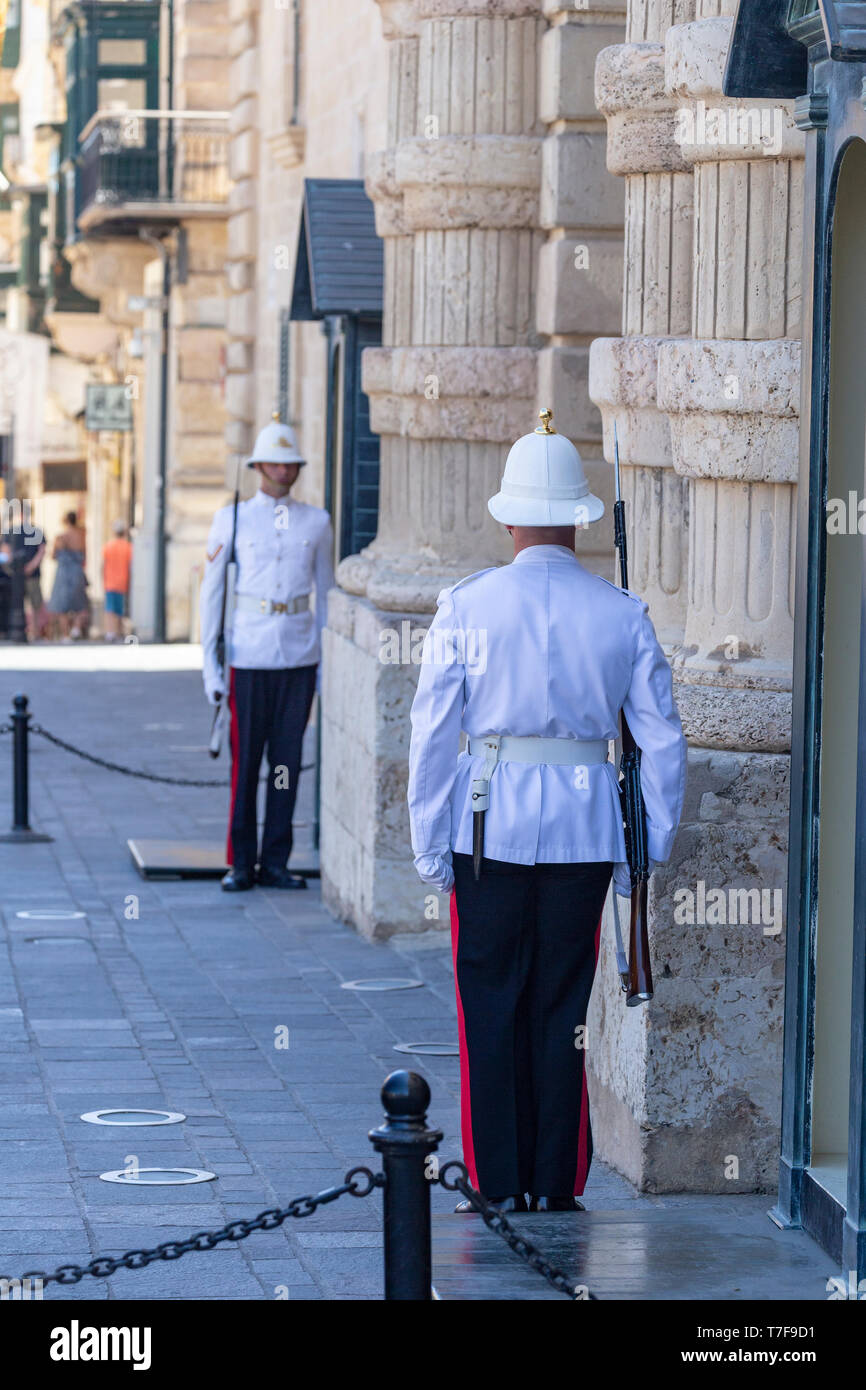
[[322, 0, 551, 937], [589, 0, 694, 647], [340, 1, 546, 613], [653, 12, 802, 1191], [588, 0, 804, 1192]]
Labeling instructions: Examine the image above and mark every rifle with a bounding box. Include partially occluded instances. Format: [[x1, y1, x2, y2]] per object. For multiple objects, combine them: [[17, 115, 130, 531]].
[[209, 478, 240, 759], [612, 423, 653, 1006]]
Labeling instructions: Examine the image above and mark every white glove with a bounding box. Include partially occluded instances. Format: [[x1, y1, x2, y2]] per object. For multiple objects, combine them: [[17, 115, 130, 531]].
[[204, 675, 226, 707], [414, 850, 454, 895]]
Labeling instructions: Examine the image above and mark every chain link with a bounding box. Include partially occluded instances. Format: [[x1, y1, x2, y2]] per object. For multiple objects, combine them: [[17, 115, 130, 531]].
[[29, 724, 230, 787], [437, 1162, 592, 1301], [26, 724, 312, 788], [0, 1147, 586, 1299], [6, 1167, 383, 1287]]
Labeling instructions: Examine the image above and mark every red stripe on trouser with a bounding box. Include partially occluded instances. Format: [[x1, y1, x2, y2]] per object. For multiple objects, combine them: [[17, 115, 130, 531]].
[[450, 889, 479, 1191], [226, 668, 239, 868], [573, 910, 604, 1197]]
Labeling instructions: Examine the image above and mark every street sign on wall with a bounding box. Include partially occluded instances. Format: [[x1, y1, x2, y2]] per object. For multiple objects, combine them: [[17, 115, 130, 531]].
[[85, 383, 133, 433]]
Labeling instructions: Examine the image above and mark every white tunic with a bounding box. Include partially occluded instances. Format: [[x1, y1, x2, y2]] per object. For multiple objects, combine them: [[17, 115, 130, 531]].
[[407, 544, 687, 887], [200, 488, 335, 692]]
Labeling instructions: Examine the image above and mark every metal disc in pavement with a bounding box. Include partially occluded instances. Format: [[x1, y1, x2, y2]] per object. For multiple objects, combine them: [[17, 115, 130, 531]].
[[82, 1109, 186, 1127], [341, 978, 424, 992], [99, 1167, 216, 1185], [393, 1042, 459, 1056], [23, 937, 90, 947], [16, 910, 86, 920]]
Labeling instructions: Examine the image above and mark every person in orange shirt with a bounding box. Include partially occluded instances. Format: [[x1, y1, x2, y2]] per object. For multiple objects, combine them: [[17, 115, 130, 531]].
[[102, 520, 133, 641]]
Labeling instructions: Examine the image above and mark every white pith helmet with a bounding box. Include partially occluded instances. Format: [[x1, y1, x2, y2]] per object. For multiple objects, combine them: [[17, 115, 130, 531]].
[[245, 412, 306, 468], [487, 408, 604, 527]]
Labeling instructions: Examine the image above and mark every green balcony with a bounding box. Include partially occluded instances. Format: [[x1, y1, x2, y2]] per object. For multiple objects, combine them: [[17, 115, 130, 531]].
[[74, 109, 229, 235]]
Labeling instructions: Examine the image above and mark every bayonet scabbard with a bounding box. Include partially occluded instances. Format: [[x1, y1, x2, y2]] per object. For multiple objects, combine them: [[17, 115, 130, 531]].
[[472, 811, 484, 881], [471, 776, 490, 882]]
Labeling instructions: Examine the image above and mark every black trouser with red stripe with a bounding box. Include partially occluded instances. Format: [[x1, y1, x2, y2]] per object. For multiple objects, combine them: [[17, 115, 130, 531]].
[[227, 665, 316, 874], [451, 853, 612, 1199]]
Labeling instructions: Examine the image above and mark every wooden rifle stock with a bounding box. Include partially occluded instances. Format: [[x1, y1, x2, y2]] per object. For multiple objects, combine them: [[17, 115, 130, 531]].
[[627, 872, 653, 1006]]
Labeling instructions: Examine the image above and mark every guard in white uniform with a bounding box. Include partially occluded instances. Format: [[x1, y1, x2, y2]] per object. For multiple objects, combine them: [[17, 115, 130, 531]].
[[407, 410, 687, 1212], [200, 416, 335, 891]]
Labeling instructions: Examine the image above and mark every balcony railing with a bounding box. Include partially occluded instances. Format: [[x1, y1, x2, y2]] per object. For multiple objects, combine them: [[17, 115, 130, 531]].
[[76, 110, 230, 229]]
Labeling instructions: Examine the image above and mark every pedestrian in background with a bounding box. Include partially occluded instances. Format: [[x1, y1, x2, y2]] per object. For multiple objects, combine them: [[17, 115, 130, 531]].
[[102, 519, 132, 642], [0, 530, 11, 637], [46, 511, 89, 641], [22, 524, 47, 640]]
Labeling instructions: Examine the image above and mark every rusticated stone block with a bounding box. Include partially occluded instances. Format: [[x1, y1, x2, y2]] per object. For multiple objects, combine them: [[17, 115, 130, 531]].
[[540, 23, 622, 125], [536, 344, 603, 445], [536, 234, 624, 337], [541, 130, 624, 230]]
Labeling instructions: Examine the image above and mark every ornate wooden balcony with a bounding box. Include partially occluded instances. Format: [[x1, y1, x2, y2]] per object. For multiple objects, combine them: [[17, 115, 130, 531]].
[[75, 109, 229, 234]]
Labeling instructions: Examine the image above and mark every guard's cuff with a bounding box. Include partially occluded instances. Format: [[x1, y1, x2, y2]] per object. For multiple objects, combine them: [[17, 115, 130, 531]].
[[410, 814, 452, 855], [646, 823, 676, 863]]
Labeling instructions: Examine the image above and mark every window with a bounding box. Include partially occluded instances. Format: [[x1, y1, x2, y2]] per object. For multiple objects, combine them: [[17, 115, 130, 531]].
[[97, 39, 147, 65]]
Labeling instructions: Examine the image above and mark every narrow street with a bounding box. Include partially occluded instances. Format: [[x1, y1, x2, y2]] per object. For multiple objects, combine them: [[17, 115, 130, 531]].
[[0, 649, 832, 1300]]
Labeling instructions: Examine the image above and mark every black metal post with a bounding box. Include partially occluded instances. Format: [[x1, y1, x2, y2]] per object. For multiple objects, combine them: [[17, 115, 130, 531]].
[[0, 695, 52, 844], [369, 1070, 442, 1301]]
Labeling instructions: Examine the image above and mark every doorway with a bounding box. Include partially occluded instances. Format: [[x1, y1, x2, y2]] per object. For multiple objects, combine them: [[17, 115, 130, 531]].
[[807, 138, 866, 1238]]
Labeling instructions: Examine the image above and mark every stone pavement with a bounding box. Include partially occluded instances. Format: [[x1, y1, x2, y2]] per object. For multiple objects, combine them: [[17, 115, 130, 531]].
[[0, 650, 833, 1301]]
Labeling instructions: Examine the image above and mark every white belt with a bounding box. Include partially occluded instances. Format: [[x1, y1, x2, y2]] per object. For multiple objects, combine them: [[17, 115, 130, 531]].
[[235, 593, 310, 616], [467, 735, 608, 766], [468, 734, 608, 815]]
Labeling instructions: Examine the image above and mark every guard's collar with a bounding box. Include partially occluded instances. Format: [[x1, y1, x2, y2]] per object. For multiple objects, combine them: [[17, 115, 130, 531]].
[[253, 488, 294, 508], [511, 544, 578, 565]]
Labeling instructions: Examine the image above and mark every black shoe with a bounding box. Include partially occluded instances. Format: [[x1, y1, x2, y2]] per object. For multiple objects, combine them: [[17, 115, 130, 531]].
[[528, 1195, 585, 1212], [454, 1194, 527, 1214], [256, 867, 308, 890], [221, 868, 254, 893]]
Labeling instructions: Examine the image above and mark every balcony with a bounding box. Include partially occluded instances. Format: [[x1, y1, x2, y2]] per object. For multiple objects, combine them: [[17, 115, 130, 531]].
[[75, 109, 230, 234]]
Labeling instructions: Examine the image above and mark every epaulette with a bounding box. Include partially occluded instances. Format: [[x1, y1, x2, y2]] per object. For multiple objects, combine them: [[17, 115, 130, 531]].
[[595, 576, 645, 606], [445, 566, 499, 597]]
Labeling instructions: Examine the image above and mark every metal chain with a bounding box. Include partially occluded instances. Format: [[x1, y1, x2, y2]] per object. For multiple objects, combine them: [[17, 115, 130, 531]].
[[0, 723, 10, 735], [438, 1162, 592, 1301], [8, 1167, 382, 1287], [27, 724, 312, 787]]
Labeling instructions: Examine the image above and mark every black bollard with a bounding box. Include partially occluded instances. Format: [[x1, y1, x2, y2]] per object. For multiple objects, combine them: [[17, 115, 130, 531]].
[[0, 695, 52, 844], [369, 1070, 443, 1300]]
